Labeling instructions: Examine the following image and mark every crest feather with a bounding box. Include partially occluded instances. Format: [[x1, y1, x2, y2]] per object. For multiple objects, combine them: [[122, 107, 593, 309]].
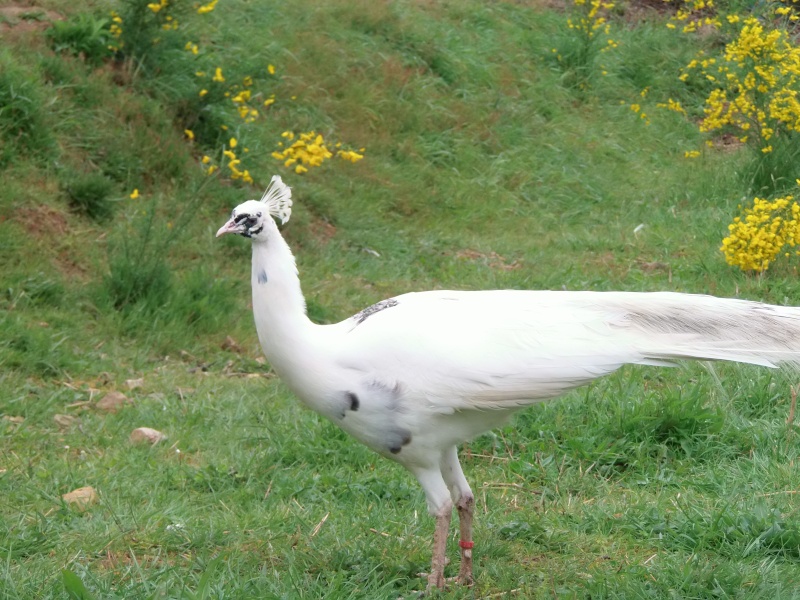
[[259, 175, 292, 224]]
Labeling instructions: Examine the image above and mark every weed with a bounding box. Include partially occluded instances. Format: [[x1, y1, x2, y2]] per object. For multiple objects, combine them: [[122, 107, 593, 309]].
[[105, 213, 173, 311], [553, 0, 617, 92], [46, 13, 113, 66], [61, 172, 117, 222], [0, 54, 54, 166]]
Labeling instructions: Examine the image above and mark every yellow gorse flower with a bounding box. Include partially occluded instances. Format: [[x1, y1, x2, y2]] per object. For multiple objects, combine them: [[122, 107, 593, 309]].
[[721, 194, 800, 272], [197, 0, 218, 15], [272, 131, 364, 174], [682, 16, 800, 154]]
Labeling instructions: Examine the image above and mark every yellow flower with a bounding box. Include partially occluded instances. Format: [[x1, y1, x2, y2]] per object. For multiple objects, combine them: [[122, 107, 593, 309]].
[[199, 89, 208, 97], [268, 64, 276, 75], [201, 155, 211, 164], [212, 67, 225, 83], [184, 129, 195, 140], [130, 189, 140, 199], [197, 0, 218, 15], [229, 137, 237, 148], [147, 3, 163, 13]]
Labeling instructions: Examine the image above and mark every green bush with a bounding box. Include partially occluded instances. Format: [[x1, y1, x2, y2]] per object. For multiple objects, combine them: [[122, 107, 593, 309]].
[[105, 207, 173, 311], [0, 55, 54, 165], [45, 13, 113, 66], [62, 172, 116, 221]]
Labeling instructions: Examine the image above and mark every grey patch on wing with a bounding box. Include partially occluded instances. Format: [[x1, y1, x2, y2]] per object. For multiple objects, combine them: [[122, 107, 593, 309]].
[[387, 428, 412, 454], [257, 269, 268, 284], [353, 298, 399, 325], [626, 303, 797, 348], [366, 380, 405, 413]]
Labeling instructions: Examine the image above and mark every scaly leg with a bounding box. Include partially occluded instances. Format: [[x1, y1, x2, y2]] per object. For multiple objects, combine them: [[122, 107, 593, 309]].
[[427, 509, 452, 591], [440, 446, 476, 586], [413, 467, 454, 592], [455, 494, 475, 585]]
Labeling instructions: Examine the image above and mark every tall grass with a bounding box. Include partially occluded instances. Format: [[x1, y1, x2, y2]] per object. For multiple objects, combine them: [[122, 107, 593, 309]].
[[2, 1, 800, 598]]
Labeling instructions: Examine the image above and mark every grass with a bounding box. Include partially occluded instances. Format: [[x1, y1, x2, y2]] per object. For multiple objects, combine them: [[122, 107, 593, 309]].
[[2, 0, 800, 598]]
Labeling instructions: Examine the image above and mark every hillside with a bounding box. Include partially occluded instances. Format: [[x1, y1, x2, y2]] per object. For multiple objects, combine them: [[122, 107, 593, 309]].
[[3, 1, 800, 598]]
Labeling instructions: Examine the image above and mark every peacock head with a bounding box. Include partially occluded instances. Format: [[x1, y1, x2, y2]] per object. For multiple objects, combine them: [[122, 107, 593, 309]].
[[216, 175, 292, 241]]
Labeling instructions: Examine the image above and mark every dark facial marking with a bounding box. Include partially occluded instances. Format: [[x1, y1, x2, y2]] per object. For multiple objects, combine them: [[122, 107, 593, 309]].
[[346, 392, 359, 411], [234, 212, 261, 238]]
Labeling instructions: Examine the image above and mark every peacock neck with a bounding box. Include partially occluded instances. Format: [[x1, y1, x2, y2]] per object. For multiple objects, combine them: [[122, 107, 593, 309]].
[[250, 235, 319, 370]]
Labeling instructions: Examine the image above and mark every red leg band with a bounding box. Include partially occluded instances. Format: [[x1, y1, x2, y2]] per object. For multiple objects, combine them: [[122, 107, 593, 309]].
[[459, 540, 474, 549]]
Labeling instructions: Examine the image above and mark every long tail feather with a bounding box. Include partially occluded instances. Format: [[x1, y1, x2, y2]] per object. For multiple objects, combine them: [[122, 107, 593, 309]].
[[611, 292, 800, 368]]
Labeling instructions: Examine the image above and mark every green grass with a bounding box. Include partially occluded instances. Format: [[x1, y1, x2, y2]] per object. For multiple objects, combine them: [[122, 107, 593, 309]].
[[3, 0, 800, 598]]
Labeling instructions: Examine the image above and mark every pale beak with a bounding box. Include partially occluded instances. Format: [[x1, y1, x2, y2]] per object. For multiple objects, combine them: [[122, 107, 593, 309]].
[[216, 218, 242, 238]]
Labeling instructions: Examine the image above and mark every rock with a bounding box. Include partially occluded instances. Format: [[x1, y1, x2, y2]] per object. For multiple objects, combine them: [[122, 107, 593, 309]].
[[62, 486, 98, 510], [96, 391, 129, 413], [54, 414, 77, 427], [129, 427, 167, 445], [125, 378, 144, 390]]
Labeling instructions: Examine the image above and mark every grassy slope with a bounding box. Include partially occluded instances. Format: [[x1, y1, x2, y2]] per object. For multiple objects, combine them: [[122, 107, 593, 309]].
[[2, 1, 800, 598]]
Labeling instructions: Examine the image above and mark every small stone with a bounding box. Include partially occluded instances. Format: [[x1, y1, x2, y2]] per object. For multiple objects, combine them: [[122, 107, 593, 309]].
[[62, 486, 98, 510], [96, 391, 129, 413], [54, 414, 77, 427], [125, 378, 144, 390], [2, 415, 24, 424], [129, 427, 167, 445]]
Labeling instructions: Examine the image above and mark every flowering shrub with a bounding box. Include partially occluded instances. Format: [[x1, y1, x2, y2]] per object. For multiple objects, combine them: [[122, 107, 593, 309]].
[[272, 131, 364, 175], [103, 1, 364, 187], [567, 0, 615, 41], [681, 16, 800, 156], [721, 192, 800, 272], [555, 0, 617, 90], [665, 0, 721, 33]]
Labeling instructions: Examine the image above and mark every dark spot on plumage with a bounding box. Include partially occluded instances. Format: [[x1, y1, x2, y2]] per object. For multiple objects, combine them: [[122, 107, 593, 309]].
[[257, 269, 268, 284], [353, 298, 399, 325], [337, 391, 361, 419], [388, 430, 412, 454]]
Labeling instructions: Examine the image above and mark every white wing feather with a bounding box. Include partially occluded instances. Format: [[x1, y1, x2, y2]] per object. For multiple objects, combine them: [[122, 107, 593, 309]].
[[336, 290, 800, 412]]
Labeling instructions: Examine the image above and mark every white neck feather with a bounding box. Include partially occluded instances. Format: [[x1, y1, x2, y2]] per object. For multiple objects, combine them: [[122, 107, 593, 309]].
[[250, 233, 327, 398]]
